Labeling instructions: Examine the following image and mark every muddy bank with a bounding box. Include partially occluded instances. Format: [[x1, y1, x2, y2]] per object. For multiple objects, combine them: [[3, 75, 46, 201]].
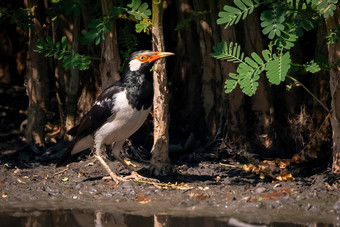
[[0, 146, 340, 226]]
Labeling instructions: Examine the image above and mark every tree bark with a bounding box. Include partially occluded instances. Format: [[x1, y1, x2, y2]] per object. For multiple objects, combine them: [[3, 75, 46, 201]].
[[244, 9, 273, 149], [65, 14, 80, 132], [99, 0, 120, 90], [219, 0, 247, 148], [150, 0, 171, 175], [326, 5, 340, 173], [192, 0, 224, 139], [24, 0, 49, 146]]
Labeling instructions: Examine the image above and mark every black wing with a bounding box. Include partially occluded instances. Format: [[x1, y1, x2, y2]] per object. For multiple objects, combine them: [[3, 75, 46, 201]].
[[67, 84, 124, 140]]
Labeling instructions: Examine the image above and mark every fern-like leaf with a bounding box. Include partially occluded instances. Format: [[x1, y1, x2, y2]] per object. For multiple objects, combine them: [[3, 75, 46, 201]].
[[265, 52, 291, 85], [236, 62, 260, 96], [225, 79, 238, 93], [211, 42, 245, 63], [260, 3, 286, 39], [217, 0, 261, 28], [34, 36, 91, 70]]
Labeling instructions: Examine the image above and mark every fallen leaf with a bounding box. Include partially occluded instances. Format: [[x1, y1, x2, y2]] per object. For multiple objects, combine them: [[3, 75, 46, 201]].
[[17, 178, 25, 184], [219, 162, 237, 168], [278, 160, 288, 169], [61, 177, 69, 182], [275, 172, 294, 181], [124, 159, 137, 168], [261, 187, 293, 200], [188, 193, 210, 200], [2, 192, 7, 198], [93, 194, 100, 198], [139, 198, 156, 204], [23, 176, 29, 179], [135, 194, 156, 204], [224, 196, 233, 201], [135, 194, 148, 201], [263, 160, 276, 165]]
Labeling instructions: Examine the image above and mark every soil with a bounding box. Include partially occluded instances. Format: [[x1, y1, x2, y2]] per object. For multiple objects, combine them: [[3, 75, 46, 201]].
[[0, 135, 340, 226]]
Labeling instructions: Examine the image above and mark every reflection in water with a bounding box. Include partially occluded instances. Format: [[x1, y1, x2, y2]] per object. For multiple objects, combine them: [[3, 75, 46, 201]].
[[0, 209, 337, 227]]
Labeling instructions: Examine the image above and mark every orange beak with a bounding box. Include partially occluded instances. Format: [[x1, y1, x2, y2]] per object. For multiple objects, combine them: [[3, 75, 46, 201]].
[[148, 52, 175, 63]]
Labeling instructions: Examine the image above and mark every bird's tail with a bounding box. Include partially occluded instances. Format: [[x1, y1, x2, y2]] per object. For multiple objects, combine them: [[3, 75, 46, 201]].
[[56, 140, 81, 167]]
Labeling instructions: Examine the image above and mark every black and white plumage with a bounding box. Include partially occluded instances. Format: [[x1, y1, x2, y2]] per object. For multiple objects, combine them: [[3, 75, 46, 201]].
[[58, 50, 174, 182]]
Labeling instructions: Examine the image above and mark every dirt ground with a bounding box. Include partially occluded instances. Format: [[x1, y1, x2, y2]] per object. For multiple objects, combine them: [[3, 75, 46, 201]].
[[0, 134, 340, 226]]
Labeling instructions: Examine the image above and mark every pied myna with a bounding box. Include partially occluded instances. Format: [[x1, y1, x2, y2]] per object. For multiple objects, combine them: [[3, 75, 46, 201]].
[[58, 50, 174, 183]]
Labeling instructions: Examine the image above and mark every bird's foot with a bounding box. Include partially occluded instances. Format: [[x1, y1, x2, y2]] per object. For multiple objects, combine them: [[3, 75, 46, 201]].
[[102, 172, 125, 184], [102, 171, 159, 183], [123, 171, 159, 182]]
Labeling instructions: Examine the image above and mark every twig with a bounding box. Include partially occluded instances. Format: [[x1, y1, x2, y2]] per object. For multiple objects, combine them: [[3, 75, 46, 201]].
[[287, 75, 330, 113]]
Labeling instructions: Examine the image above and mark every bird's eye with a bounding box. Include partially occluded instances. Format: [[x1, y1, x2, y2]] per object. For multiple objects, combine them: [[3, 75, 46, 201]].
[[138, 55, 147, 62]]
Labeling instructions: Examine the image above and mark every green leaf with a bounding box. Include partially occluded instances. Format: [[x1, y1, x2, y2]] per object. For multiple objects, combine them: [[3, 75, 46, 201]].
[[61, 36, 67, 50], [260, 4, 286, 40], [135, 20, 150, 33], [316, 0, 337, 18], [265, 52, 291, 85], [217, 0, 261, 28], [225, 79, 238, 93], [127, 0, 151, 20], [211, 42, 245, 63], [305, 60, 321, 73]]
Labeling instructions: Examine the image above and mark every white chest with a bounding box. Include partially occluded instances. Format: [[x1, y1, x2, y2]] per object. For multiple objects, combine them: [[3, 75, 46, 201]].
[[94, 90, 151, 145]]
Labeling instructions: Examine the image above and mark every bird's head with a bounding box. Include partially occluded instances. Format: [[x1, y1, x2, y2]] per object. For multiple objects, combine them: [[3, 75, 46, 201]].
[[126, 50, 174, 73]]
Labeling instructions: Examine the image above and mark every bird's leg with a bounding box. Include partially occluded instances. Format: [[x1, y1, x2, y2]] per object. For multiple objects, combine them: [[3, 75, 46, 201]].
[[105, 141, 159, 182], [109, 141, 134, 172], [93, 144, 123, 183]]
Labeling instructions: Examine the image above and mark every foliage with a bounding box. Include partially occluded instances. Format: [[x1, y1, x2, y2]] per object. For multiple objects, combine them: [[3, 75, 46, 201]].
[[304, 60, 321, 73], [314, 0, 338, 18], [80, 0, 151, 46], [217, 0, 262, 28], [0, 7, 34, 29], [211, 42, 291, 96], [82, 18, 112, 45], [34, 36, 91, 70], [127, 0, 151, 20], [326, 26, 340, 44], [4, 0, 152, 71], [213, 0, 340, 96]]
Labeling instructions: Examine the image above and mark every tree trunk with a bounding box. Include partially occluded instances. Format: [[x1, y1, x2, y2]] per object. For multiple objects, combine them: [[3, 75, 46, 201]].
[[99, 0, 120, 90], [219, 0, 247, 148], [192, 0, 224, 139], [326, 5, 340, 174], [244, 9, 273, 149], [150, 0, 171, 175], [24, 0, 49, 146], [65, 14, 80, 132]]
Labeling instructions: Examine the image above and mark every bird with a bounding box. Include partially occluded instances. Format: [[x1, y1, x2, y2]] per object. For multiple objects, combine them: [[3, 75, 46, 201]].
[[57, 50, 174, 183]]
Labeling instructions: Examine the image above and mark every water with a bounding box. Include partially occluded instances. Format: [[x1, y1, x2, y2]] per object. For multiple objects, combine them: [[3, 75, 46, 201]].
[[0, 209, 336, 227]]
